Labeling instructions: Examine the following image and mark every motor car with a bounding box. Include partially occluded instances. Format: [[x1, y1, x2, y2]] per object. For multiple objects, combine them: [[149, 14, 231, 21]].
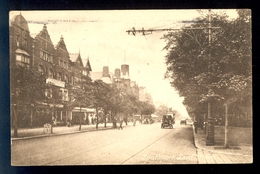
[[180, 118, 187, 125], [161, 115, 174, 129]]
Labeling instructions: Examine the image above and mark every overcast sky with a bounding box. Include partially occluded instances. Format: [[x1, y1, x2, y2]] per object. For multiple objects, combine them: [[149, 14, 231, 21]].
[[10, 10, 238, 116]]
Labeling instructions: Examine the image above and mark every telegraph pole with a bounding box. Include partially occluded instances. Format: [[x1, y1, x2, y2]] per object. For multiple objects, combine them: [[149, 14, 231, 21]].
[[126, 9, 217, 146], [206, 9, 215, 146]]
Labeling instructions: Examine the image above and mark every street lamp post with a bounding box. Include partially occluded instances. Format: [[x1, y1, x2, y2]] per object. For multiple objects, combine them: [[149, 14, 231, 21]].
[[206, 9, 215, 146]]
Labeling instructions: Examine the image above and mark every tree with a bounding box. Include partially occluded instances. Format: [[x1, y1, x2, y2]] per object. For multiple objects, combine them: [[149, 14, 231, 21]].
[[11, 64, 46, 137], [109, 86, 125, 128], [69, 76, 94, 131], [155, 104, 170, 119], [92, 80, 112, 129], [139, 101, 155, 122], [121, 89, 140, 125], [162, 10, 251, 124]]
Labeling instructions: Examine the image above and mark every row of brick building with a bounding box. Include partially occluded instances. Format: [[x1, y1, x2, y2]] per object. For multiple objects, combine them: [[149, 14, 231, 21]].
[[10, 13, 147, 128], [10, 14, 93, 127]]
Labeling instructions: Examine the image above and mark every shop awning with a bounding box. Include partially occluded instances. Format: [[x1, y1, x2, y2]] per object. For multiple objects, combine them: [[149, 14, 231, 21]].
[[35, 102, 63, 108], [72, 107, 95, 112], [151, 114, 159, 118], [49, 104, 64, 108]]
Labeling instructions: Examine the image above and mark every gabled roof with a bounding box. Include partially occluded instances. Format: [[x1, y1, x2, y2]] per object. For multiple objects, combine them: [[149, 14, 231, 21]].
[[69, 53, 84, 68], [100, 77, 113, 84], [90, 72, 103, 81], [69, 53, 78, 62], [90, 71, 114, 84], [55, 35, 69, 52], [85, 58, 92, 71], [34, 24, 53, 45]]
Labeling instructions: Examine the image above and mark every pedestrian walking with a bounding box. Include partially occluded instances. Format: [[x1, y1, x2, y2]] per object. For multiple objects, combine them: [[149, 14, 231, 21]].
[[118, 117, 123, 130], [194, 120, 198, 134]]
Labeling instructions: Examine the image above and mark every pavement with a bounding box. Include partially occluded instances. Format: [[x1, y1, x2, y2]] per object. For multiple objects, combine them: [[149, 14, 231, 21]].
[[11, 122, 121, 141], [11, 122, 253, 164], [192, 124, 253, 164]]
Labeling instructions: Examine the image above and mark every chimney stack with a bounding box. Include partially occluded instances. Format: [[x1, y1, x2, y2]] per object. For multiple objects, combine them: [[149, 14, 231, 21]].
[[102, 66, 109, 77], [115, 68, 121, 78]]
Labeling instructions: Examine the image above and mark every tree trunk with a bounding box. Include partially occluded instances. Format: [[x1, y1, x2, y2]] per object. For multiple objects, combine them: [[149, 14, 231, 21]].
[[30, 104, 33, 128], [79, 107, 82, 131], [114, 111, 117, 128], [104, 110, 107, 128], [125, 114, 128, 125], [224, 104, 229, 148], [13, 103, 18, 137], [96, 106, 99, 129], [51, 106, 55, 134]]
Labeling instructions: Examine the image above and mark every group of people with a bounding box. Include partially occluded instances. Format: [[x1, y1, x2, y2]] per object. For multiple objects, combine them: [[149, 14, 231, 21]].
[[114, 116, 124, 130]]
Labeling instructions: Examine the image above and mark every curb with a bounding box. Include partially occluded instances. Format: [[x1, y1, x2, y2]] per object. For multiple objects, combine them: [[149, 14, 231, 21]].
[[192, 125, 252, 156], [11, 126, 116, 141]]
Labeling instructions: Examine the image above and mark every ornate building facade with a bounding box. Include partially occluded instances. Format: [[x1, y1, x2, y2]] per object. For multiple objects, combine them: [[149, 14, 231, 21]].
[[10, 14, 92, 128]]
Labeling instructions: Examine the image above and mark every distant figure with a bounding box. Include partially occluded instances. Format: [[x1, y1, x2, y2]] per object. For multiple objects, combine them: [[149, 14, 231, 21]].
[[133, 119, 136, 126], [194, 120, 198, 134], [114, 117, 117, 128], [91, 116, 94, 125], [118, 117, 123, 130]]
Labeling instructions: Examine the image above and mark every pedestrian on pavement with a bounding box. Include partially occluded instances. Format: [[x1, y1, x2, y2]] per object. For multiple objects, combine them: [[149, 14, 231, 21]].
[[194, 120, 198, 134], [118, 117, 123, 130]]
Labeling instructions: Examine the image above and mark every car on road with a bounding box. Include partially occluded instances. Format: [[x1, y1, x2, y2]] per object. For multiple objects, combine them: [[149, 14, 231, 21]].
[[180, 118, 187, 125], [161, 115, 174, 129]]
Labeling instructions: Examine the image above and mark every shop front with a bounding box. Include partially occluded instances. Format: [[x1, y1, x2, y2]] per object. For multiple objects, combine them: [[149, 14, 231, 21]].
[[72, 107, 95, 125]]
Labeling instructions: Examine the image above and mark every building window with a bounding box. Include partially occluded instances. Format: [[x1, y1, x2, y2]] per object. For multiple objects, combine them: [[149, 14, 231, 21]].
[[15, 54, 30, 68], [58, 58, 63, 67], [16, 55, 22, 61], [63, 89, 68, 101], [24, 36, 27, 48], [16, 54, 30, 63], [71, 76, 74, 85], [64, 75, 69, 83], [59, 88, 69, 101], [57, 72, 62, 81], [38, 65, 45, 74], [63, 61, 68, 69], [40, 50, 47, 61], [48, 69, 54, 78], [83, 70, 87, 76], [59, 89, 63, 98], [45, 88, 52, 98], [16, 33, 19, 47], [48, 54, 53, 63]]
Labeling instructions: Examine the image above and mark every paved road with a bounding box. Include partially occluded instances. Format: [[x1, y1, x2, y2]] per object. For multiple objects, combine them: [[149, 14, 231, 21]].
[[11, 123, 197, 165]]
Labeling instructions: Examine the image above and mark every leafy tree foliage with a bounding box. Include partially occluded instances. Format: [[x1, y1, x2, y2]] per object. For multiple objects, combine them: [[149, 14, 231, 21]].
[[68, 76, 94, 130], [139, 101, 155, 116], [11, 65, 47, 136], [162, 10, 251, 123]]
